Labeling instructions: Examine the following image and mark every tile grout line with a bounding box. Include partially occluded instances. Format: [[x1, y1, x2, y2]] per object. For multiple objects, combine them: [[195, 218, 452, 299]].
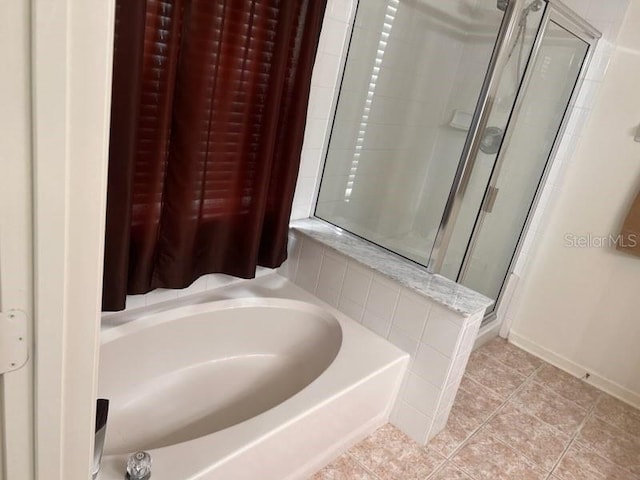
[[544, 391, 603, 479], [382, 285, 402, 339], [504, 378, 594, 445], [344, 451, 384, 480], [345, 440, 448, 480], [471, 347, 600, 437], [319, 342, 640, 479], [445, 362, 547, 479], [424, 458, 454, 480], [459, 347, 621, 479], [567, 398, 640, 479], [439, 345, 640, 479], [589, 403, 640, 442], [470, 352, 607, 477], [427, 349, 540, 460]]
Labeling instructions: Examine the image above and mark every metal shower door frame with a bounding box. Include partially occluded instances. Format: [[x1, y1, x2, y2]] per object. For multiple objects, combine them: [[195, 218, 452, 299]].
[[426, 0, 527, 273], [427, 0, 601, 318]]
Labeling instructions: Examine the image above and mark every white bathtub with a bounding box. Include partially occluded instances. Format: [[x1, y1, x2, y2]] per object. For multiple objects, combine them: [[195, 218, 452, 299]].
[[98, 275, 409, 480]]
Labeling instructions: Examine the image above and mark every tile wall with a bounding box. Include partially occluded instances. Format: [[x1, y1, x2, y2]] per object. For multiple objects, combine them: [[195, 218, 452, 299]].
[[291, 0, 356, 220], [280, 230, 487, 444]]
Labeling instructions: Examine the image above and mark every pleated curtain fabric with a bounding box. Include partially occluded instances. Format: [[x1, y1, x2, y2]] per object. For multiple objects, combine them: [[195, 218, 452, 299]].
[[102, 0, 326, 311]]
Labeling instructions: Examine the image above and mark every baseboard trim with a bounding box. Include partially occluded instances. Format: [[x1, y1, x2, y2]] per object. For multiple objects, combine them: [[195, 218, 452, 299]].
[[509, 331, 640, 409], [473, 319, 501, 350]]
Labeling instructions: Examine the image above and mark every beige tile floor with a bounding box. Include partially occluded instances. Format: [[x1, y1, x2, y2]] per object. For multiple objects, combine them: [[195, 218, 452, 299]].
[[311, 338, 640, 480]]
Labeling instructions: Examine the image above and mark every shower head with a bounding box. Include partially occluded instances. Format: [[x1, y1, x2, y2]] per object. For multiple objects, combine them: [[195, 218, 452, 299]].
[[525, 0, 544, 13], [497, 0, 544, 13]]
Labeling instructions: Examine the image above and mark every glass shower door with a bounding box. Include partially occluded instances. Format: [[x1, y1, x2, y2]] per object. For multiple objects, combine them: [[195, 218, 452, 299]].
[[315, 0, 537, 267], [313, 0, 599, 321], [448, 14, 592, 307]]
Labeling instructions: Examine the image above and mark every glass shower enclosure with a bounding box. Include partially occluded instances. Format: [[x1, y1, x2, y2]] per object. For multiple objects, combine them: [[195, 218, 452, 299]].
[[315, 0, 600, 321]]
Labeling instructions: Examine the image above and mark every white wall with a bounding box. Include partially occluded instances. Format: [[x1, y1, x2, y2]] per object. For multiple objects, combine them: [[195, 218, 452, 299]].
[[507, 0, 640, 408]]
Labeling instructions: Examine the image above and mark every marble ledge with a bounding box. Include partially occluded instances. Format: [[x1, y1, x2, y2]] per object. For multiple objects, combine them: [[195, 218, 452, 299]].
[[291, 218, 494, 318]]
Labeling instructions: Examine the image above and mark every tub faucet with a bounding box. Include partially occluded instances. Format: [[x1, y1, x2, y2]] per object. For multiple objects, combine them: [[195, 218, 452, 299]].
[[92, 399, 110, 479], [126, 451, 152, 480]]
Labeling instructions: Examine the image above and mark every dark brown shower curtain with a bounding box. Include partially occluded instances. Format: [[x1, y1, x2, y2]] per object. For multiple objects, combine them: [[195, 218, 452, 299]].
[[102, 0, 326, 311]]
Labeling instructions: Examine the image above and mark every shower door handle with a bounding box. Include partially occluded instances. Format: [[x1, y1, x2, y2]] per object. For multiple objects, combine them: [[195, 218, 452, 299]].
[[482, 186, 500, 213]]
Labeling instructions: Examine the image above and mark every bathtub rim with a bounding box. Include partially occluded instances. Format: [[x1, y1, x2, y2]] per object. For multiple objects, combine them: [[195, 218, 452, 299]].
[[100, 296, 343, 345]]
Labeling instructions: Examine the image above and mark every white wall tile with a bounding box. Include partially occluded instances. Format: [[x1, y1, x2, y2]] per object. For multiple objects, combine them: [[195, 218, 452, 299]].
[[362, 310, 393, 338], [422, 305, 464, 358], [289, 231, 485, 445], [290, 204, 312, 221], [205, 273, 241, 290], [144, 288, 179, 306], [308, 87, 335, 120], [177, 275, 208, 298], [295, 238, 324, 293], [364, 275, 400, 320], [586, 41, 615, 81], [337, 295, 365, 322], [291, 0, 356, 220], [403, 373, 442, 417], [391, 291, 431, 340], [564, 106, 591, 137], [438, 382, 460, 416], [390, 401, 433, 445], [448, 352, 472, 388], [302, 117, 329, 150], [315, 250, 347, 307], [292, 175, 317, 209], [125, 294, 146, 310], [320, 18, 349, 56], [326, 0, 354, 23], [315, 284, 341, 307], [298, 149, 324, 178], [317, 251, 345, 287], [575, 79, 602, 108], [340, 261, 373, 304], [387, 325, 419, 357], [277, 233, 301, 280], [311, 53, 342, 88], [431, 409, 450, 435], [412, 343, 451, 388]]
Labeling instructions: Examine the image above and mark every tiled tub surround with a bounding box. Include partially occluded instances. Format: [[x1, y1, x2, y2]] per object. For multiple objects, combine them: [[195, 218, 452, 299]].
[[281, 219, 493, 444], [312, 337, 640, 480]]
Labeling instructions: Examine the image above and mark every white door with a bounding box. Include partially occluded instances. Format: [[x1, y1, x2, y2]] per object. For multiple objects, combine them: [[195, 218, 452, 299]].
[[0, 1, 35, 479], [2, 1, 121, 478]]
